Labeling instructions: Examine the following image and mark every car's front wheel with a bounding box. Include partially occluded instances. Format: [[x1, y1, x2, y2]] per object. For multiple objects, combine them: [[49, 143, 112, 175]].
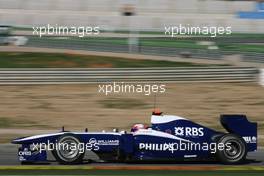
[[216, 134, 247, 164], [52, 134, 85, 165]]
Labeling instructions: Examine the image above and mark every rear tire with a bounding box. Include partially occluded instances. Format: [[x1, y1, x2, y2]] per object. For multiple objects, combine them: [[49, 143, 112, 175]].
[[52, 134, 85, 165], [216, 134, 247, 164]]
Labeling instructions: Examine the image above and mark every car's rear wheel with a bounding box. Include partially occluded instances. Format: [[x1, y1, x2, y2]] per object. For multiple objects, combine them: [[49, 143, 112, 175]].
[[216, 134, 247, 164], [52, 134, 85, 165]]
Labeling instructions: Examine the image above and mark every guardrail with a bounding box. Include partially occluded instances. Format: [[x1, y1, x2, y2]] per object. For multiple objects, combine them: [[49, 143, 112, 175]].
[[242, 53, 264, 63], [0, 67, 258, 85], [260, 69, 264, 86]]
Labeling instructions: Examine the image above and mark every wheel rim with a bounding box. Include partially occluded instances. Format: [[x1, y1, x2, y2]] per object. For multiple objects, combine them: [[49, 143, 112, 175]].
[[224, 139, 243, 160], [57, 136, 81, 162]]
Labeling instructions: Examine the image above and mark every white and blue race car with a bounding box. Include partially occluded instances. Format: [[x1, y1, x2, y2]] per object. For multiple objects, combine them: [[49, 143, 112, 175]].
[[12, 111, 257, 164]]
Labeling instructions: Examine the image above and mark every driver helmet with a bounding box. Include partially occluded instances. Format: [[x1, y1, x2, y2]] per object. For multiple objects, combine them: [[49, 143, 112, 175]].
[[131, 124, 147, 132]]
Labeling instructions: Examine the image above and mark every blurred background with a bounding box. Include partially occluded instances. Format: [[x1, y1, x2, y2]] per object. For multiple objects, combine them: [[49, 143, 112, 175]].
[[0, 0, 263, 62], [0, 0, 264, 148]]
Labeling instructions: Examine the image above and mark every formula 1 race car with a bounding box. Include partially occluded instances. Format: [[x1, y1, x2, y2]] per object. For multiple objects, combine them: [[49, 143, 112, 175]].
[[12, 111, 257, 165]]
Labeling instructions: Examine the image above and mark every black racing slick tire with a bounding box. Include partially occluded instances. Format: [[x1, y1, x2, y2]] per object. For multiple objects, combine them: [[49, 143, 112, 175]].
[[52, 134, 85, 165], [216, 134, 247, 164]]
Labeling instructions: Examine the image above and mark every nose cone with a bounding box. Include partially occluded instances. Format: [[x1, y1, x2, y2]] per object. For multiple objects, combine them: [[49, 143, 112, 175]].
[[11, 136, 28, 144]]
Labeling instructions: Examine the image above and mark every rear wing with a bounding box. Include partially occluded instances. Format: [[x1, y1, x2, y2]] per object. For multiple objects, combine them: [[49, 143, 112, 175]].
[[220, 115, 257, 152]]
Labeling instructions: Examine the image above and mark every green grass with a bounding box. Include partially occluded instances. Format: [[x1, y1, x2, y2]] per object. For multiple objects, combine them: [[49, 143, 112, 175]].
[[98, 98, 150, 109], [0, 52, 210, 68], [29, 36, 206, 49], [93, 38, 205, 49], [13, 27, 264, 37], [28, 35, 264, 54], [140, 39, 205, 49], [219, 44, 264, 53], [0, 170, 263, 176]]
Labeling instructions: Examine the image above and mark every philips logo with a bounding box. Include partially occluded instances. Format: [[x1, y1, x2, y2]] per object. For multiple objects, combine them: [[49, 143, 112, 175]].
[[139, 143, 178, 153], [138, 141, 230, 154], [174, 127, 204, 137]]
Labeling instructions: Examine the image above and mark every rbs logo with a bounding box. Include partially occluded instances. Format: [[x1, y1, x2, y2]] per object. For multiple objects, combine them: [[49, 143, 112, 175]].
[[174, 127, 204, 137]]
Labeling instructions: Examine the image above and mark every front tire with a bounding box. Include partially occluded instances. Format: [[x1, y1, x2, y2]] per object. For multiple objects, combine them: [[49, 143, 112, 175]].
[[216, 134, 247, 164], [52, 134, 85, 165]]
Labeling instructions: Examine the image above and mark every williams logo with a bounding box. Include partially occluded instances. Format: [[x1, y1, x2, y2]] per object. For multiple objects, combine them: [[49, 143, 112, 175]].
[[174, 127, 204, 137], [243, 136, 257, 144], [97, 139, 119, 146]]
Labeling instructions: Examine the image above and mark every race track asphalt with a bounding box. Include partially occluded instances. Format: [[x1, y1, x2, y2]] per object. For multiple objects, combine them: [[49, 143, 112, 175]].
[[0, 144, 263, 166]]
